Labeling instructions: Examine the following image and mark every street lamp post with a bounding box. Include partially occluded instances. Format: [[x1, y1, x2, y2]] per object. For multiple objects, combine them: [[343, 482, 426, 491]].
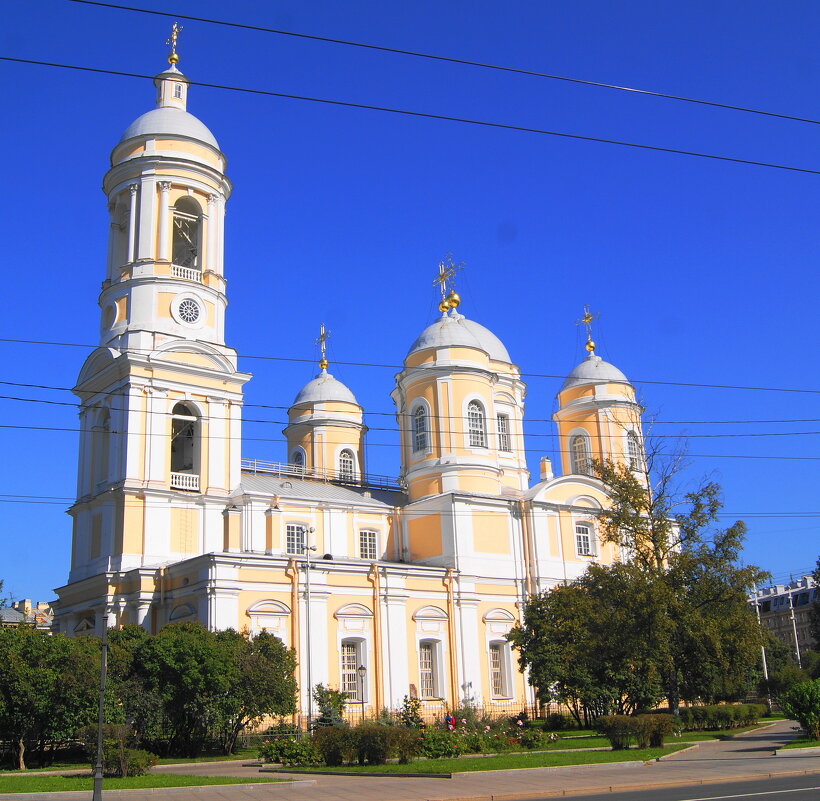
[[92, 610, 110, 801], [357, 665, 367, 724], [303, 531, 317, 731]]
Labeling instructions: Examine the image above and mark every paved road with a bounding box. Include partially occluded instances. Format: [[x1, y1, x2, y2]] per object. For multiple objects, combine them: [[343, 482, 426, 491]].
[[2, 720, 818, 801]]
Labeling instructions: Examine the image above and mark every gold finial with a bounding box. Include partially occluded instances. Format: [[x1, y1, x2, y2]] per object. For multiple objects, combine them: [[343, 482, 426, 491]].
[[166, 22, 183, 65], [576, 304, 599, 353], [432, 253, 464, 313], [315, 322, 330, 370]]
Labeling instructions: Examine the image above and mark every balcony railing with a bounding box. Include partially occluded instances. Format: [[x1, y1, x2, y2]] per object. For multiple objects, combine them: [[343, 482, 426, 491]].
[[241, 458, 402, 492], [172, 264, 203, 282], [170, 472, 200, 491]]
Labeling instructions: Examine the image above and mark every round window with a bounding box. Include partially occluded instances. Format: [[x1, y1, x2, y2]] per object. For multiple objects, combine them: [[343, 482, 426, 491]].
[[178, 298, 200, 324]]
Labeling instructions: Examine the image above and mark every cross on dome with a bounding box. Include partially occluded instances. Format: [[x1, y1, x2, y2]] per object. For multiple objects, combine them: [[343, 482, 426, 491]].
[[315, 322, 331, 371], [166, 22, 183, 65], [575, 304, 599, 354], [432, 253, 463, 314]]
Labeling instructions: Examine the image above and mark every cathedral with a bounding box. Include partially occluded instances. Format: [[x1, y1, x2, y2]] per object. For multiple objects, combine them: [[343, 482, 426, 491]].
[[53, 44, 647, 718]]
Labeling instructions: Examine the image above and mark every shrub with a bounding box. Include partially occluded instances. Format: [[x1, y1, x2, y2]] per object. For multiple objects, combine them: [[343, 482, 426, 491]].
[[258, 736, 318, 766], [634, 715, 677, 748], [312, 684, 347, 729], [544, 712, 571, 731], [390, 726, 422, 763], [101, 742, 155, 777], [780, 679, 820, 740], [354, 723, 393, 765], [312, 726, 355, 766], [594, 716, 640, 750], [517, 727, 548, 750], [399, 696, 423, 728], [677, 704, 766, 732], [420, 728, 463, 759]]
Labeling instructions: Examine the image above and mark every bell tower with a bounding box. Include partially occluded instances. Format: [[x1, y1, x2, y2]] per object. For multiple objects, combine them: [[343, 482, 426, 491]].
[[68, 35, 250, 592]]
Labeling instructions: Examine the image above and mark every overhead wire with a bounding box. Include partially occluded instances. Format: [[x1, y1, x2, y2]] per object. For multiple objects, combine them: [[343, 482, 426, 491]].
[[4, 56, 820, 179], [66, 0, 820, 128]]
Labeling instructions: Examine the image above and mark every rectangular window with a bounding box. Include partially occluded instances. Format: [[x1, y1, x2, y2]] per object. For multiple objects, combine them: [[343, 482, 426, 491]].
[[286, 524, 305, 555], [490, 643, 506, 697], [497, 414, 511, 452], [575, 524, 594, 556], [359, 530, 378, 560], [419, 642, 436, 698], [341, 642, 359, 700]]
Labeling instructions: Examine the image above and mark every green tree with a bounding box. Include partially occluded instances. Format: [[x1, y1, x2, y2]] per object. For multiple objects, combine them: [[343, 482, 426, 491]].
[[128, 622, 233, 757], [214, 629, 297, 754], [510, 449, 768, 716], [780, 679, 820, 740], [809, 557, 820, 650], [0, 627, 98, 769]]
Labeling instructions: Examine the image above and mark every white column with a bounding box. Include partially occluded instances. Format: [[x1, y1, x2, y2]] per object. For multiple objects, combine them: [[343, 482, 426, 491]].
[[216, 196, 225, 276], [143, 387, 168, 485], [137, 177, 156, 261], [76, 408, 91, 498], [457, 596, 481, 705], [158, 181, 171, 261], [206, 194, 218, 273], [135, 600, 152, 632], [383, 594, 409, 707], [126, 183, 138, 263]]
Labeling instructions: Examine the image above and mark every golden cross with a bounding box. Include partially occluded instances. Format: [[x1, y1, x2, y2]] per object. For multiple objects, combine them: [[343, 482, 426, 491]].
[[575, 304, 599, 353], [166, 22, 183, 63], [315, 322, 330, 369], [432, 253, 463, 300]]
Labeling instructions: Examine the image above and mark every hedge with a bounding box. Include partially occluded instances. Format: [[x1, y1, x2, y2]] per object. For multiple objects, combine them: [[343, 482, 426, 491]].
[[677, 704, 766, 732]]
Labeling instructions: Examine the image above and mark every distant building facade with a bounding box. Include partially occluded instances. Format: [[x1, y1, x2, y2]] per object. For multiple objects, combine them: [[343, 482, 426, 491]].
[[0, 600, 54, 631], [752, 576, 817, 662]]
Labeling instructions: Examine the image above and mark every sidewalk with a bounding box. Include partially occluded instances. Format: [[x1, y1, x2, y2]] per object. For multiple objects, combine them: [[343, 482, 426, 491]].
[[2, 720, 819, 801]]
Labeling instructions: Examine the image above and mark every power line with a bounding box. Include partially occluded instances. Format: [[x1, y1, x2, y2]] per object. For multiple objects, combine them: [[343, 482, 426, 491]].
[[0, 337, 819, 396], [5, 55, 820, 179], [3, 391, 820, 440], [66, 0, 820, 128]]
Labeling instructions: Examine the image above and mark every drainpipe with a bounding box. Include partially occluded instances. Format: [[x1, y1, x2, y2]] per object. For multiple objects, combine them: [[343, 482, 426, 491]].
[[518, 500, 534, 598], [367, 563, 384, 712], [285, 558, 301, 726], [444, 569, 459, 708]]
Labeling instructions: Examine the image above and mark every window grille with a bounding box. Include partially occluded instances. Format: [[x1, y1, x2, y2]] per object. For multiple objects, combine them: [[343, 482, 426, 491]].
[[419, 642, 436, 698], [338, 449, 355, 480], [359, 530, 378, 561], [570, 434, 591, 475], [627, 431, 643, 471], [490, 643, 505, 697], [413, 406, 428, 452], [286, 524, 305, 554], [497, 414, 511, 452], [173, 84, 183, 99], [575, 524, 594, 556], [341, 642, 359, 700], [468, 401, 487, 448]]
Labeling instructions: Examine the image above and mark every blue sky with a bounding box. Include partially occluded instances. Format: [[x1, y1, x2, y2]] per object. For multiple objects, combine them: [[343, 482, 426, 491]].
[[1, 1, 818, 602]]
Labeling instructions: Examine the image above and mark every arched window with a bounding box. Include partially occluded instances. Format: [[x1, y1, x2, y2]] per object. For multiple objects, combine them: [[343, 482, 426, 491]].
[[172, 197, 201, 270], [338, 449, 355, 480], [627, 431, 643, 471], [91, 408, 111, 489], [291, 449, 305, 472], [412, 405, 428, 452], [170, 402, 200, 491], [467, 400, 487, 448], [570, 434, 591, 476]]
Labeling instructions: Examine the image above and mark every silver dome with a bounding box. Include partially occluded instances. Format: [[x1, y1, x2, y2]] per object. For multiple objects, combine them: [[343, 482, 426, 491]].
[[119, 107, 219, 150], [407, 311, 511, 363], [560, 354, 630, 391], [293, 370, 358, 406]]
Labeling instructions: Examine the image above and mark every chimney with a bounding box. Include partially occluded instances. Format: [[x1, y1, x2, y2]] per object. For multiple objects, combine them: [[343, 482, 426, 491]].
[[540, 457, 553, 481]]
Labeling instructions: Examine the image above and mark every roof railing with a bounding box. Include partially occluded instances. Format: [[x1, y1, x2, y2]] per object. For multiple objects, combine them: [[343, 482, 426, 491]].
[[241, 458, 403, 492]]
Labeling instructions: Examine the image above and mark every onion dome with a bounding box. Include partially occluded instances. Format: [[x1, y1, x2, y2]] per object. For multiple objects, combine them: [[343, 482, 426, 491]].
[[407, 309, 512, 363], [117, 65, 219, 150], [560, 353, 630, 392], [293, 369, 358, 406]]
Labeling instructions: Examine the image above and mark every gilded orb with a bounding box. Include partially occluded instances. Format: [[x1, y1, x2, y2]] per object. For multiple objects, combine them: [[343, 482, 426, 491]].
[[446, 290, 461, 308], [438, 300, 450, 313], [585, 339, 596, 353], [168, 53, 180, 64]]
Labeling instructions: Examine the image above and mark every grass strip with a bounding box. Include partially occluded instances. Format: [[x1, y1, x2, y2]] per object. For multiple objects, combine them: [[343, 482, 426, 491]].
[[276, 745, 689, 774], [780, 737, 820, 750], [0, 774, 285, 794]]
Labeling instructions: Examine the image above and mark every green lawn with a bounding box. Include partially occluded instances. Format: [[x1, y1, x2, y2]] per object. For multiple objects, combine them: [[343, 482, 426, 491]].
[[0, 774, 285, 794], [276, 745, 690, 774], [0, 748, 260, 774], [780, 737, 820, 750]]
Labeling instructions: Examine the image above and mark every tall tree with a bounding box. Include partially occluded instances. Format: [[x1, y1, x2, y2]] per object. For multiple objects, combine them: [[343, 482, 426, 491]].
[[809, 557, 820, 650]]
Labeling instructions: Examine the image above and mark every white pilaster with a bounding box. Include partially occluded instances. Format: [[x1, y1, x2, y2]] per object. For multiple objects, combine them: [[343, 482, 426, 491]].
[[126, 183, 138, 263], [157, 181, 171, 260]]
